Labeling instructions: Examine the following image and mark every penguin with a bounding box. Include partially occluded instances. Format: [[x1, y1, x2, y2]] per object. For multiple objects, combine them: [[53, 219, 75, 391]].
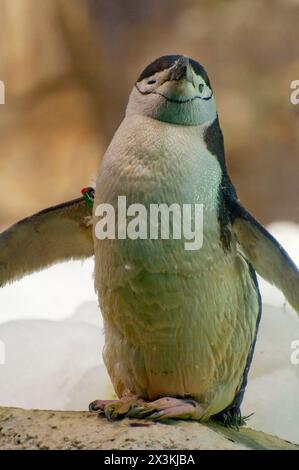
[[0, 55, 298, 426]]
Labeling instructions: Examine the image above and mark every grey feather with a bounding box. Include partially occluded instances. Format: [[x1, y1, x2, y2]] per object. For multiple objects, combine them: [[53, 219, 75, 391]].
[[0, 198, 94, 287]]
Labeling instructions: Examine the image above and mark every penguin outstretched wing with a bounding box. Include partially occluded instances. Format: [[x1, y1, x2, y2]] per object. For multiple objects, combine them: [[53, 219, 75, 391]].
[[230, 201, 299, 314], [0, 197, 93, 287]]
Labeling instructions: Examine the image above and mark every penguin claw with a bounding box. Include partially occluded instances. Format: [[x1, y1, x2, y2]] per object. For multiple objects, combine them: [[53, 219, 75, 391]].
[[89, 400, 101, 412], [145, 411, 164, 421], [88, 399, 117, 412], [105, 407, 119, 422], [88, 396, 144, 420], [127, 406, 153, 419]]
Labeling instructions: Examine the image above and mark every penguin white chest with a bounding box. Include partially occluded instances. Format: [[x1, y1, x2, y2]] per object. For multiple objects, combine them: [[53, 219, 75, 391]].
[[94, 115, 225, 321], [94, 114, 223, 273]]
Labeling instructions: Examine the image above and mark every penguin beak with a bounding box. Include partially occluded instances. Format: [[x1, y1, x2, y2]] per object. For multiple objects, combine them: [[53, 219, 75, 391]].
[[169, 57, 195, 86]]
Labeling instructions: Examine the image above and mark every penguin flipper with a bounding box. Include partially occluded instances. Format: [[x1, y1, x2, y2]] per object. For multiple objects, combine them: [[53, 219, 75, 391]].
[[231, 202, 299, 314], [0, 198, 94, 287]]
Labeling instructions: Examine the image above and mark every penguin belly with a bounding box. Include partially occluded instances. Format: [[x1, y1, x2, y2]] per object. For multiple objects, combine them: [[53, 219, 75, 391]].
[[93, 115, 259, 419]]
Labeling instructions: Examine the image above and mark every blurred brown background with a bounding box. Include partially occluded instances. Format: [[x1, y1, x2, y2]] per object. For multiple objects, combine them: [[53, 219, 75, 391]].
[[0, 0, 298, 231]]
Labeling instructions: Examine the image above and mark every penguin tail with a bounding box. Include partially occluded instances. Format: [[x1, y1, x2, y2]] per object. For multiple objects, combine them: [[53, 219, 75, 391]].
[[0, 197, 94, 287], [231, 202, 299, 314]]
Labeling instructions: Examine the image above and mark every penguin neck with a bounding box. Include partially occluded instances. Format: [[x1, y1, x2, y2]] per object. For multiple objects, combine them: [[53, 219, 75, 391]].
[[123, 112, 216, 140]]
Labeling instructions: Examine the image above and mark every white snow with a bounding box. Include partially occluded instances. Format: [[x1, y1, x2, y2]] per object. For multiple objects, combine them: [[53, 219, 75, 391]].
[[0, 259, 96, 324], [0, 222, 298, 443]]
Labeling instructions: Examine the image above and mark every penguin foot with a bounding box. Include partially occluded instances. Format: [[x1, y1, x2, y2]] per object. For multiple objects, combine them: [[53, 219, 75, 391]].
[[89, 396, 206, 421], [88, 396, 145, 421], [127, 397, 206, 421]]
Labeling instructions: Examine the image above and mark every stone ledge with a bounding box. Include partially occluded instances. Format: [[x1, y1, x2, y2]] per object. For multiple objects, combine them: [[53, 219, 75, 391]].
[[0, 407, 298, 450]]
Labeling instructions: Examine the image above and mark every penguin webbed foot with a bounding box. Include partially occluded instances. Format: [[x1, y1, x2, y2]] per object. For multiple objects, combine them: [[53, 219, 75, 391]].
[[89, 396, 206, 422], [89, 396, 143, 421]]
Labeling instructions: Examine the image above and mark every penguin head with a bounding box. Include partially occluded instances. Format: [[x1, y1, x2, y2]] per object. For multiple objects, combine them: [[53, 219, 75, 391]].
[[126, 55, 217, 126]]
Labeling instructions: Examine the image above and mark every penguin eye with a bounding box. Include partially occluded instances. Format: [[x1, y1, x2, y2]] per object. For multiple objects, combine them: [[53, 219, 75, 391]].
[[199, 83, 204, 93], [147, 79, 156, 85]]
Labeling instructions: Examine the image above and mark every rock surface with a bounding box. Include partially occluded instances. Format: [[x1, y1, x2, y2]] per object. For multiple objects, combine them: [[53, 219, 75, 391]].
[[0, 407, 298, 450]]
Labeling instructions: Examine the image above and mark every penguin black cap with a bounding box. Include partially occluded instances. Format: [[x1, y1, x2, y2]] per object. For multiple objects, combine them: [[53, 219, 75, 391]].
[[137, 54, 212, 89]]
